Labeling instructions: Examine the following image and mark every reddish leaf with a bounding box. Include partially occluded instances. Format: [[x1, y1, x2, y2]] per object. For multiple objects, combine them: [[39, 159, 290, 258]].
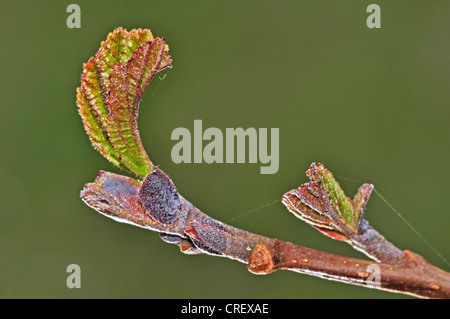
[[106, 39, 172, 176]]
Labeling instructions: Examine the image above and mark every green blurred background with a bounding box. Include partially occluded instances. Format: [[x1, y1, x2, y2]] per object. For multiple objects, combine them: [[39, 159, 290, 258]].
[[0, 0, 449, 299]]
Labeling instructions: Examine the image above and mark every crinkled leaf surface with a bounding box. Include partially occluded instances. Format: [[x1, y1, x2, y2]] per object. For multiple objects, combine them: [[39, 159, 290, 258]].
[[106, 38, 172, 176], [76, 28, 172, 177], [282, 163, 373, 241], [307, 163, 360, 232]]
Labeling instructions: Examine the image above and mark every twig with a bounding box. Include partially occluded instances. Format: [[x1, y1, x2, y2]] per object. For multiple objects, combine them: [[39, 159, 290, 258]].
[[248, 238, 450, 299], [80, 168, 450, 299]]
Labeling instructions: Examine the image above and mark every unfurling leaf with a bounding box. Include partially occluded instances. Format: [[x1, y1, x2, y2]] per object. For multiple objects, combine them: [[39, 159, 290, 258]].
[[106, 38, 171, 176], [76, 27, 172, 177], [282, 163, 373, 242]]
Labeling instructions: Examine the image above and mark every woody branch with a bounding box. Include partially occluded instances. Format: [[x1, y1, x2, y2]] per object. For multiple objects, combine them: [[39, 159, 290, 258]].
[[80, 168, 450, 299]]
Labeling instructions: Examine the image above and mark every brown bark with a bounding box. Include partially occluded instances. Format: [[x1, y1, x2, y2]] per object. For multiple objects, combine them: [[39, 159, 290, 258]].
[[248, 238, 450, 299], [80, 170, 450, 299]]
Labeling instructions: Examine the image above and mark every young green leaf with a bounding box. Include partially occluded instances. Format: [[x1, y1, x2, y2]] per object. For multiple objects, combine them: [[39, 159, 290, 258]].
[[282, 184, 349, 242], [106, 38, 172, 176], [282, 163, 374, 241], [76, 28, 172, 177]]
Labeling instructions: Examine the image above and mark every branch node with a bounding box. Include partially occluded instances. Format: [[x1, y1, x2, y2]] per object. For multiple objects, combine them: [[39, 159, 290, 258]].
[[248, 239, 275, 274]]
